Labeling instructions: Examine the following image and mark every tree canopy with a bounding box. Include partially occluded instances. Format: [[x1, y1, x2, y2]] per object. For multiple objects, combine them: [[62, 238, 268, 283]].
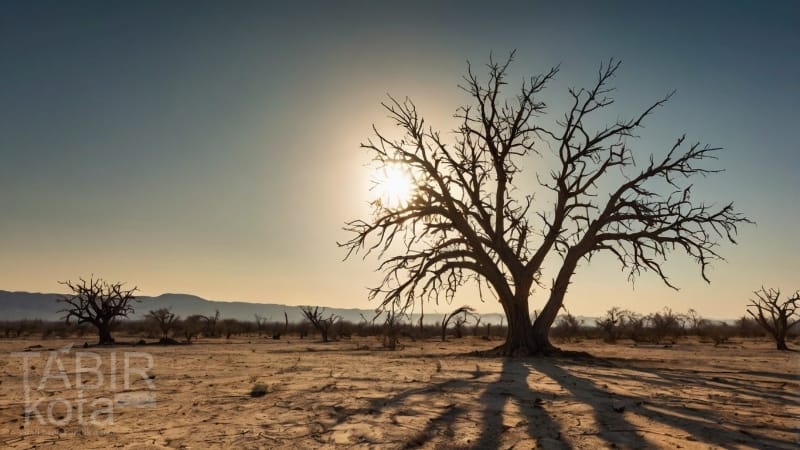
[[341, 53, 750, 355]]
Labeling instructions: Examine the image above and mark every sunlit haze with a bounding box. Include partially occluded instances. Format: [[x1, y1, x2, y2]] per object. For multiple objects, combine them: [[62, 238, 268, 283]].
[[1, 1, 797, 320], [373, 163, 416, 209]]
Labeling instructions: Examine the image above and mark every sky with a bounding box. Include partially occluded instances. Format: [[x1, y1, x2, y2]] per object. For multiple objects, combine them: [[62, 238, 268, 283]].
[[1, 1, 798, 320]]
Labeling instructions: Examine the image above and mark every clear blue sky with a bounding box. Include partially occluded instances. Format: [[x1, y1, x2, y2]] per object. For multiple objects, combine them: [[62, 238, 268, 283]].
[[1, 1, 797, 319]]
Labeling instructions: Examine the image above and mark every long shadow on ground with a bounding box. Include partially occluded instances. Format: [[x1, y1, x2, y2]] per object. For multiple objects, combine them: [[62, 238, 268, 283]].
[[368, 355, 798, 449], [523, 357, 798, 449]]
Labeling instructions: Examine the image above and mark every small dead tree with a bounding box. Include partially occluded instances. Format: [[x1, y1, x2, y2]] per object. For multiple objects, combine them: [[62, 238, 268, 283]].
[[146, 308, 179, 341], [300, 306, 340, 343], [747, 287, 800, 350], [179, 315, 205, 343], [441, 306, 476, 341], [202, 310, 221, 338], [221, 318, 242, 339], [684, 308, 707, 334], [377, 306, 405, 349], [596, 307, 625, 343], [553, 311, 582, 341], [254, 314, 269, 336], [57, 277, 138, 344], [649, 307, 683, 343], [621, 310, 647, 342]]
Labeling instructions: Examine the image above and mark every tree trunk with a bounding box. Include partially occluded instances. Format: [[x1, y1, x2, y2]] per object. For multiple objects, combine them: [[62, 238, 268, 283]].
[[97, 323, 114, 345], [493, 295, 538, 356], [531, 291, 562, 352], [531, 253, 580, 352], [776, 337, 789, 351]]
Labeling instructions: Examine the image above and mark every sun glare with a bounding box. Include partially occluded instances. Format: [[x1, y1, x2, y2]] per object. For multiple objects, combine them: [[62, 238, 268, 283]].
[[374, 164, 415, 208]]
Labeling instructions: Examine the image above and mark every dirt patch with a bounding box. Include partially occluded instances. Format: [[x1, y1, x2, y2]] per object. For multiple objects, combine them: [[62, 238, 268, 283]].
[[0, 337, 797, 449]]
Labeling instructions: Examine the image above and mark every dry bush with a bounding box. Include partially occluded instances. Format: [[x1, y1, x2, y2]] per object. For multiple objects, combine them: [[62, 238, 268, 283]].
[[177, 315, 205, 343], [648, 307, 684, 343], [596, 307, 626, 343], [551, 313, 583, 341]]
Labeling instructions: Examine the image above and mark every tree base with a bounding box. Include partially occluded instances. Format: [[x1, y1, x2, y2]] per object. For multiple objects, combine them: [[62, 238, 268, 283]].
[[475, 339, 593, 358]]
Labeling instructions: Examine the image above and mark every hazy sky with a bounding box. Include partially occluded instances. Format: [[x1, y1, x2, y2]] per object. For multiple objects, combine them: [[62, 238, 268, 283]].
[[1, 1, 797, 319]]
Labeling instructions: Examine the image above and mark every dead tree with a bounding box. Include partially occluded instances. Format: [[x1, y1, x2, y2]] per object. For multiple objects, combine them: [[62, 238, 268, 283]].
[[553, 313, 582, 341], [684, 309, 707, 334], [254, 314, 269, 336], [221, 318, 242, 339], [747, 287, 800, 350], [146, 308, 179, 341], [300, 306, 339, 343], [441, 306, 475, 341], [57, 277, 138, 345], [596, 307, 625, 343], [377, 305, 405, 349], [341, 52, 750, 356], [179, 315, 205, 343], [648, 307, 683, 343], [201, 310, 221, 337]]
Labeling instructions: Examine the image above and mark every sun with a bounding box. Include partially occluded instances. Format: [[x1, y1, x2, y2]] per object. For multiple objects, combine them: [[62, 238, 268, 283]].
[[374, 163, 415, 208]]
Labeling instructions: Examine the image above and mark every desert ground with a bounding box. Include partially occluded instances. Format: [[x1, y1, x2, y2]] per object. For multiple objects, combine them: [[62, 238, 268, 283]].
[[0, 336, 797, 449]]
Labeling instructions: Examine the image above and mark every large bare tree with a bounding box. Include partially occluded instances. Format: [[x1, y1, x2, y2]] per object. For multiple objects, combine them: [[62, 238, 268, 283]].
[[747, 287, 799, 350], [58, 277, 138, 344], [341, 53, 749, 355]]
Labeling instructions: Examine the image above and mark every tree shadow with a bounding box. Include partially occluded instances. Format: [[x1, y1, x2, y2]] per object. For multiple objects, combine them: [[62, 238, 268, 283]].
[[472, 358, 573, 449], [317, 353, 797, 448], [524, 356, 798, 448]]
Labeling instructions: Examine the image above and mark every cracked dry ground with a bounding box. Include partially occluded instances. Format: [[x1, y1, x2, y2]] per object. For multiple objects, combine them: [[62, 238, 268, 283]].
[[0, 337, 797, 449]]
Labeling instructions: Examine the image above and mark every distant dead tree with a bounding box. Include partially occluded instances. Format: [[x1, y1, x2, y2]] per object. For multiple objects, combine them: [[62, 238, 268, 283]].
[[377, 305, 405, 349], [221, 318, 243, 339], [596, 307, 625, 343], [201, 310, 221, 337], [340, 52, 749, 355], [553, 309, 582, 341], [254, 314, 269, 336], [57, 277, 138, 345], [417, 299, 425, 335], [747, 287, 800, 350], [684, 308, 707, 334], [146, 307, 179, 341], [300, 306, 340, 343], [648, 307, 684, 343], [179, 315, 205, 343], [441, 306, 476, 341], [621, 310, 647, 342], [271, 311, 289, 339]]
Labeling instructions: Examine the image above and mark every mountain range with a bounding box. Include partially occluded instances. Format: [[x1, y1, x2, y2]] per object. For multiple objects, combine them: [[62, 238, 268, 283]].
[[0, 290, 513, 325]]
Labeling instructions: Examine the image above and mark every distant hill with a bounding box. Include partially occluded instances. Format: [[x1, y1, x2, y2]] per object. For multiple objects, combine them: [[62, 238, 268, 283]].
[[0, 290, 509, 325]]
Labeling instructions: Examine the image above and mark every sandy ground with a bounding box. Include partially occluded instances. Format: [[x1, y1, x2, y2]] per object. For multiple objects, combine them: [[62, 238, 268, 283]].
[[0, 336, 797, 449]]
